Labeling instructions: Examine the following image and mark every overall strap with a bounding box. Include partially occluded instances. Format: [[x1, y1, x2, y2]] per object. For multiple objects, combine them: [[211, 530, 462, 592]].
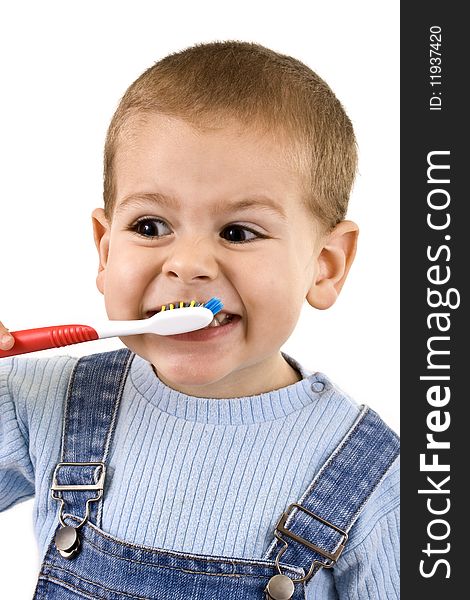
[[264, 405, 399, 582], [51, 348, 134, 529]]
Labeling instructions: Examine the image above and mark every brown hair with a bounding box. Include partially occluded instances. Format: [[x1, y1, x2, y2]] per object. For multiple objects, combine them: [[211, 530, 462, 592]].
[[103, 41, 357, 230]]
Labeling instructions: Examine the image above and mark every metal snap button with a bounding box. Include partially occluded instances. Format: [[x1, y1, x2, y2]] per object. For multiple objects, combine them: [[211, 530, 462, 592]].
[[55, 525, 80, 559], [311, 381, 325, 393], [265, 574, 295, 599]]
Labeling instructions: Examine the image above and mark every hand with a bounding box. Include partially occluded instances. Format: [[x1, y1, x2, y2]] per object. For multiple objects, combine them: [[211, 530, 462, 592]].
[[0, 321, 15, 350]]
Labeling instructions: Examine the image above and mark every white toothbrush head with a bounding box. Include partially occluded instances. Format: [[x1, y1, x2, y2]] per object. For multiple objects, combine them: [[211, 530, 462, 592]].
[[93, 298, 224, 338], [146, 298, 224, 335]]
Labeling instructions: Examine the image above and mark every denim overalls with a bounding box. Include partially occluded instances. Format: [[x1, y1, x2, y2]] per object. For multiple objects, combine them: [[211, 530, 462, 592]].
[[33, 349, 399, 599]]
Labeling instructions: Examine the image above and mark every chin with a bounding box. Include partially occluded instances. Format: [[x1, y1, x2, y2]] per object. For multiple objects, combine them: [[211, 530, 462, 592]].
[[124, 338, 244, 393], [158, 357, 229, 388]]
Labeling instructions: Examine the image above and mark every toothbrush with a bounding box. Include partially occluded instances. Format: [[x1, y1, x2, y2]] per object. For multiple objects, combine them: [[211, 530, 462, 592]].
[[0, 298, 223, 358]]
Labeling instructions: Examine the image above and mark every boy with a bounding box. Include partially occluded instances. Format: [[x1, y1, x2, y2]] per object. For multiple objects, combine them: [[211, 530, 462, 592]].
[[0, 41, 399, 599]]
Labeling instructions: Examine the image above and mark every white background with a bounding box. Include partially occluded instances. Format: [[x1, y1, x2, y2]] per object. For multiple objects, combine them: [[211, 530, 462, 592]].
[[0, 1, 399, 596]]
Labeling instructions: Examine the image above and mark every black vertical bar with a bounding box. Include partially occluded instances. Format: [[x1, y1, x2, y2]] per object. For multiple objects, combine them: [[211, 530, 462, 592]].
[[401, 3, 466, 597]]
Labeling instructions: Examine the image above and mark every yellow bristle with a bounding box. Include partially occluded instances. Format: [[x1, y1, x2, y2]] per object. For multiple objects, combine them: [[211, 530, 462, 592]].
[[169, 304, 174, 310], [179, 301, 184, 308], [161, 305, 166, 312], [190, 300, 196, 307]]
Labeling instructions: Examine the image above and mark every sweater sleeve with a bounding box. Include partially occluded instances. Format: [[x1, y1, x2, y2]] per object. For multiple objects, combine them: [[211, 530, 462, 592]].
[[0, 358, 35, 511], [0, 355, 77, 513]]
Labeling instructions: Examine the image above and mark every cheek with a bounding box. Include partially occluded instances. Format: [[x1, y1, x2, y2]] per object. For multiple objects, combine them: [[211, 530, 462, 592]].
[[239, 253, 305, 335], [104, 247, 153, 316], [254, 253, 306, 299]]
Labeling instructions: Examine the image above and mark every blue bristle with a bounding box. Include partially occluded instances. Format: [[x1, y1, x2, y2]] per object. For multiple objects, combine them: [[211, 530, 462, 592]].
[[204, 297, 224, 315]]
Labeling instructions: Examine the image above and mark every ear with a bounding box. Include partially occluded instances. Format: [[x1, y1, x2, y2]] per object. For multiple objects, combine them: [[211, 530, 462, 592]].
[[91, 208, 111, 295], [306, 220, 359, 310]]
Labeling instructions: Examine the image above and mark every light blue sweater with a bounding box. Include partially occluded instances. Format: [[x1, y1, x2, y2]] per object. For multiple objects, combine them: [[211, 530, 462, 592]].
[[0, 352, 399, 599]]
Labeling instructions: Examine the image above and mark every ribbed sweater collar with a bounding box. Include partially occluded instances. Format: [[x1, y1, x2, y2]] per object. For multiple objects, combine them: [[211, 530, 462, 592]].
[[128, 353, 331, 426]]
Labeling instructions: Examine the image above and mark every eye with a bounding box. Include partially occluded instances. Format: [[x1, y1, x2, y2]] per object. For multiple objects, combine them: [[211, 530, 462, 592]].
[[129, 217, 172, 238], [220, 224, 265, 243]]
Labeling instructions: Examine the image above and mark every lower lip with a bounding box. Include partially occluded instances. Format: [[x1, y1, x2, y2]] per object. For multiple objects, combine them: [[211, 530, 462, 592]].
[[163, 315, 241, 342]]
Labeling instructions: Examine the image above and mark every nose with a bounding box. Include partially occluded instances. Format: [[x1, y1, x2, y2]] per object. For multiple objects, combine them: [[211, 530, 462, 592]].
[[161, 237, 219, 283]]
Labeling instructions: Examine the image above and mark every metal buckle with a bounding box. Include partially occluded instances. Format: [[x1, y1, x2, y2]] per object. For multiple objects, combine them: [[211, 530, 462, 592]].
[[273, 503, 348, 583], [51, 462, 106, 492], [50, 462, 106, 528]]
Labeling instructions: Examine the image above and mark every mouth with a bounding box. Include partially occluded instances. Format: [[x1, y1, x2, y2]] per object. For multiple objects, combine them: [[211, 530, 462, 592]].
[[144, 304, 238, 330]]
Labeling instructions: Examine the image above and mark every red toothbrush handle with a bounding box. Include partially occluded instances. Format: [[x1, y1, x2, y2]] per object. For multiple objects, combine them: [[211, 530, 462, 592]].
[[0, 325, 99, 358]]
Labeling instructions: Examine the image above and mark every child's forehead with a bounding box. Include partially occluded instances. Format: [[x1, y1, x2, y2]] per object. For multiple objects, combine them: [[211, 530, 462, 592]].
[[115, 114, 306, 192], [111, 112, 315, 225], [118, 111, 304, 166]]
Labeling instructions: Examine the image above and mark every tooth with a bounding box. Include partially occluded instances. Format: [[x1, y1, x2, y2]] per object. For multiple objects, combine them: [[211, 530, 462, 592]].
[[203, 313, 232, 328]]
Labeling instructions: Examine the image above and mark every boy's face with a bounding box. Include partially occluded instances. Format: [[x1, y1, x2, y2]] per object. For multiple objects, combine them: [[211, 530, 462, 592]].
[[93, 114, 330, 397]]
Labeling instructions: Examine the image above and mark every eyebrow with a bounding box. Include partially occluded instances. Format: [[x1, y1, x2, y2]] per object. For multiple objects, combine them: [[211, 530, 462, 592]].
[[115, 192, 287, 220]]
